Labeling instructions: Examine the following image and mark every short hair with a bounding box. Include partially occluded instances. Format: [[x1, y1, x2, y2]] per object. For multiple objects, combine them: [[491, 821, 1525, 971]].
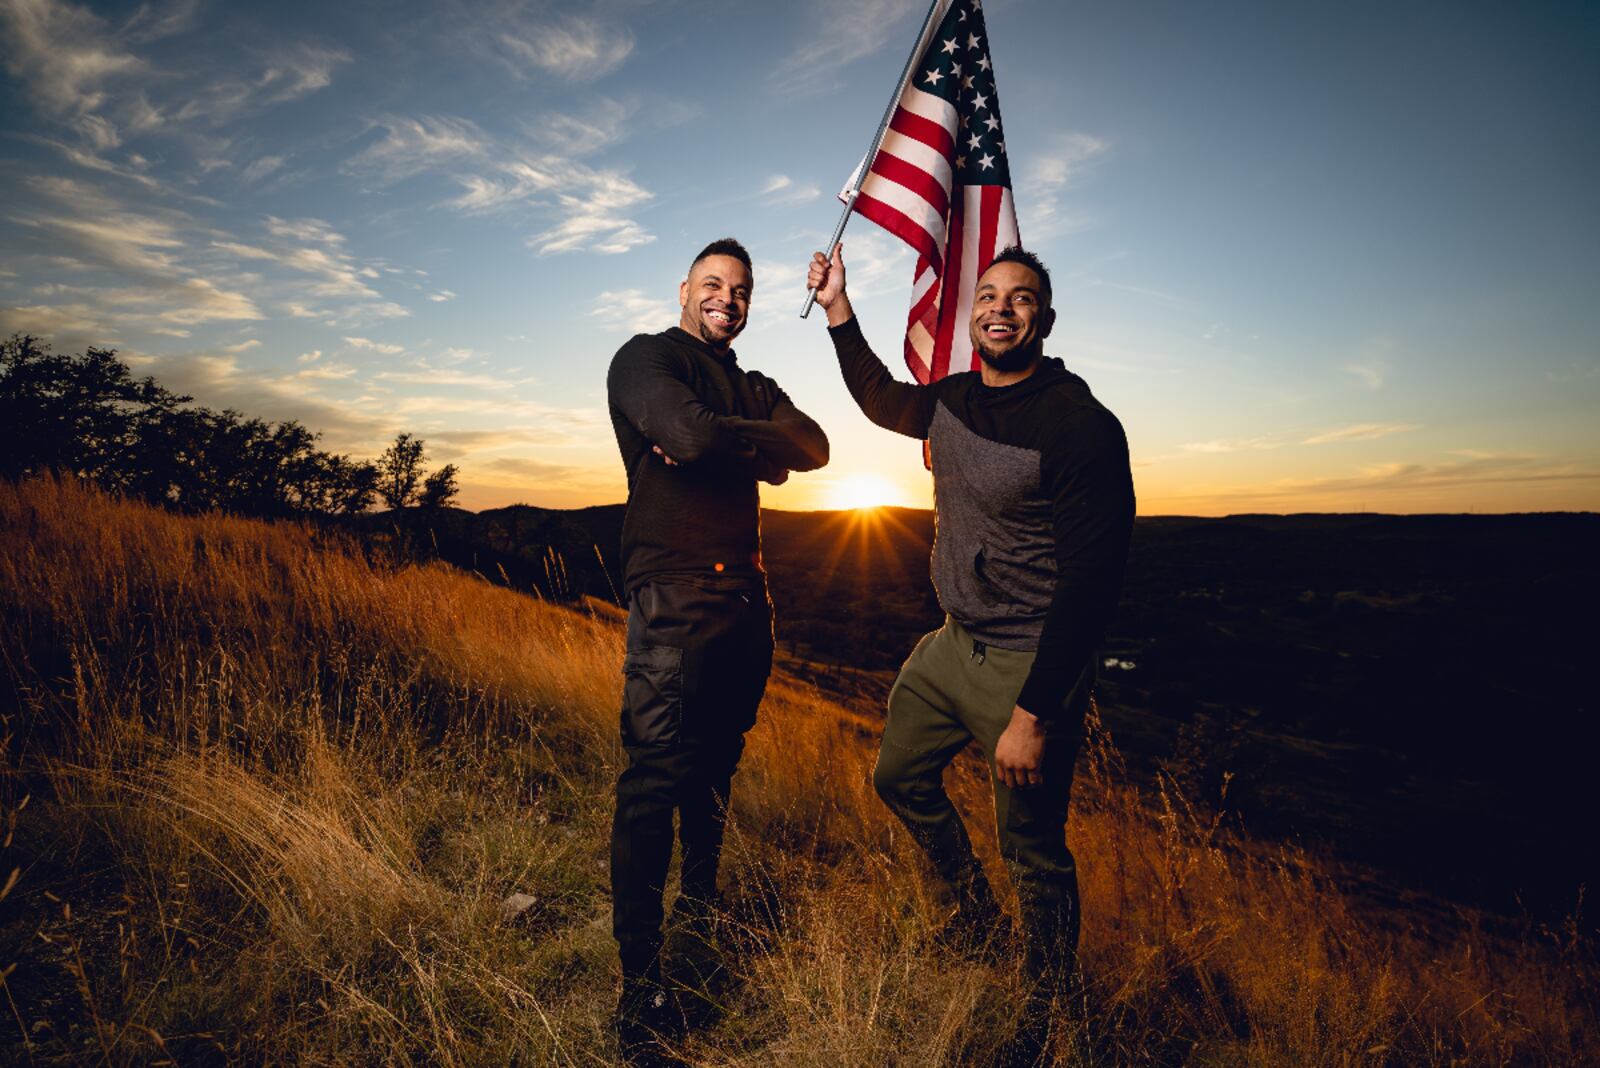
[[690, 237, 753, 280], [985, 246, 1052, 309]]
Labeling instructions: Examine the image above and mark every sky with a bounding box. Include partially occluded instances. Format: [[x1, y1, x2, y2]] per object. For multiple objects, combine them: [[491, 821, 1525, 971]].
[[2, 0, 1597, 515]]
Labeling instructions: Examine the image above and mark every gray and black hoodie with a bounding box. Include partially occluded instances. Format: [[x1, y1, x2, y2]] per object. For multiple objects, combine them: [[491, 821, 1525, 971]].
[[828, 316, 1135, 718]]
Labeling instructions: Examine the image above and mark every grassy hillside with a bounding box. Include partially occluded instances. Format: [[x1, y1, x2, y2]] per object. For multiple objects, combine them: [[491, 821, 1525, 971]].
[[1, 477, 1593, 1065]]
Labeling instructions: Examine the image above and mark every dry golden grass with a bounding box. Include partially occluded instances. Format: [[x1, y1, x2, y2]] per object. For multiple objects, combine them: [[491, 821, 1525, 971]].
[[0, 475, 1593, 1065]]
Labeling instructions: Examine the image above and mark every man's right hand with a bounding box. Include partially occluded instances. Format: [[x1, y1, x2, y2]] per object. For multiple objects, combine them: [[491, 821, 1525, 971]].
[[808, 244, 853, 328]]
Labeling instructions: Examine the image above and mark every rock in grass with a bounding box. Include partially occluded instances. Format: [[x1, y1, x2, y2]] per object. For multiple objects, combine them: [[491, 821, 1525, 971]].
[[500, 892, 539, 923]]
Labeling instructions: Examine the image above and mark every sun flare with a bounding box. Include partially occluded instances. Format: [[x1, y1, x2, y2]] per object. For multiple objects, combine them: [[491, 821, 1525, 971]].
[[827, 473, 904, 511]]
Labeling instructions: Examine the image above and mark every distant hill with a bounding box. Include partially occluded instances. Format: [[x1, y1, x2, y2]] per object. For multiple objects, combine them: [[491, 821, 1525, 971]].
[[368, 503, 1600, 912]]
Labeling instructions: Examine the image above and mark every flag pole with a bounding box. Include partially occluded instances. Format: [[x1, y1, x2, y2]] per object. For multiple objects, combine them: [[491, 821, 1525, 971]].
[[800, 0, 948, 319]]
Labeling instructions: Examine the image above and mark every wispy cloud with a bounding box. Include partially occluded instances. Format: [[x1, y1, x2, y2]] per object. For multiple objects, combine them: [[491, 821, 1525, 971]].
[[1156, 453, 1600, 514], [497, 15, 633, 81], [530, 203, 653, 255], [239, 154, 287, 184], [525, 97, 644, 157], [0, 302, 108, 340], [761, 174, 822, 206], [0, 0, 143, 117], [836, 229, 915, 299], [265, 216, 345, 246], [344, 336, 404, 354], [1020, 132, 1110, 239], [257, 45, 349, 102], [2, 0, 346, 199], [4, 177, 263, 341], [1342, 337, 1395, 391], [428, 290, 457, 303], [1181, 437, 1281, 454], [1303, 423, 1421, 445], [23, 278, 263, 329], [1344, 361, 1386, 390], [475, 455, 581, 483], [209, 217, 410, 322], [590, 289, 677, 334], [155, 278, 263, 324], [14, 176, 185, 271], [747, 259, 806, 331], [347, 115, 490, 183], [347, 114, 655, 255], [120, 348, 392, 453], [426, 428, 570, 456], [171, 44, 350, 127], [769, 0, 922, 96]]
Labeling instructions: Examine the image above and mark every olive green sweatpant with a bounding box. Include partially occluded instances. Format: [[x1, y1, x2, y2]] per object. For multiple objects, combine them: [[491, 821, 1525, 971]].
[[873, 616, 1091, 972]]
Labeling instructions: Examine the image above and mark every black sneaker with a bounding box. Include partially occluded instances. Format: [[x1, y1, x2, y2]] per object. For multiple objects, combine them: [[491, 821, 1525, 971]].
[[615, 978, 687, 1067]]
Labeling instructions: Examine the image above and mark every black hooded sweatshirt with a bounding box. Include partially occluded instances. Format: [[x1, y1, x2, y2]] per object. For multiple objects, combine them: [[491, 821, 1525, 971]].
[[607, 326, 829, 593]]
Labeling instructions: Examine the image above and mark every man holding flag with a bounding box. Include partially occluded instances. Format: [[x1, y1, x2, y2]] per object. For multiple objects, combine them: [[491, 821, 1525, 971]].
[[802, 0, 1134, 1059]]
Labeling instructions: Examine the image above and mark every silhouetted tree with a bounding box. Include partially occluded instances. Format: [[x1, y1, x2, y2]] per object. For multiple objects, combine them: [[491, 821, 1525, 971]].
[[419, 463, 459, 510], [377, 432, 426, 510], [1, 334, 434, 520], [1, 334, 190, 486]]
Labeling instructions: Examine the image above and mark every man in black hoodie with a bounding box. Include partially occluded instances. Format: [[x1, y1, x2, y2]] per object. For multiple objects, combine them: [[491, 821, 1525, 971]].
[[607, 238, 828, 1063], [807, 243, 1133, 1062]]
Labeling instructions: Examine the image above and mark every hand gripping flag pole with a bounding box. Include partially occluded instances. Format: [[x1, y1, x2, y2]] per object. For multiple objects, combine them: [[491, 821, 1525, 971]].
[[799, 0, 950, 320]]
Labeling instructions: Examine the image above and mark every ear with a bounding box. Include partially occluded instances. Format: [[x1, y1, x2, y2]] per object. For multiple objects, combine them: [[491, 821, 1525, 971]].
[[1039, 306, 1057, 341], [679, 278, 689, 308]]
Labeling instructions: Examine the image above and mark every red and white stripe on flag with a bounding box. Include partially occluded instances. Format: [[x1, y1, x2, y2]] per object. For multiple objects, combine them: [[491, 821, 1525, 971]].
[[844, 0, 1020, 384]]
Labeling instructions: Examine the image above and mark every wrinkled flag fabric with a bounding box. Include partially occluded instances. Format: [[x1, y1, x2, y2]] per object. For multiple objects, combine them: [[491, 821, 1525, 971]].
[[843, 0, 1019, 384]]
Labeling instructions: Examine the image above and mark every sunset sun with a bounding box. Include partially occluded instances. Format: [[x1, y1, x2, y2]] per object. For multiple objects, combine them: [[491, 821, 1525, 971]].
[[827, 473, 904, 511]]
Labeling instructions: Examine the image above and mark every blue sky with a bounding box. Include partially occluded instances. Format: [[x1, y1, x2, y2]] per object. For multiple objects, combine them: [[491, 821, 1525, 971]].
[[2, 0, 1596, 514]]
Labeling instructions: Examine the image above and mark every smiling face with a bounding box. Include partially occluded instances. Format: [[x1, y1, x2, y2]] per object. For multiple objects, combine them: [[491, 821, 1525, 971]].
[[679, 254, 752, 350], [970, 259, 1055, 374]]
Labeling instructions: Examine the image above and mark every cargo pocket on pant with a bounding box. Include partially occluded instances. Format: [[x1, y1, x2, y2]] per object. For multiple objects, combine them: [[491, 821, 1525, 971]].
[[621, 645, 685, 748]]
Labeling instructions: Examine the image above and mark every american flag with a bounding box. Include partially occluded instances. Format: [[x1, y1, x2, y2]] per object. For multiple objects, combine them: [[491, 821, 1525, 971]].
[[845, 0, 1018, 384]]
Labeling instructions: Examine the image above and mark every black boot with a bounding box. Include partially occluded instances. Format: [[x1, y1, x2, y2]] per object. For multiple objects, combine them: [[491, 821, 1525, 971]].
[[615, 961, 687, 1067]]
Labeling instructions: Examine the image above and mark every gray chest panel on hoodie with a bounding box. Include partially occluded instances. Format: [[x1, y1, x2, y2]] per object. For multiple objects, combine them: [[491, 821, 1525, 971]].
[[928, 401, 1058, 648]]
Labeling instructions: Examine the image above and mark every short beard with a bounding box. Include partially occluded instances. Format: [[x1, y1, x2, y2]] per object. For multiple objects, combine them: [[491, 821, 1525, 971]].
[[695, 312, 742, 349], [976, 341, 1038, 374], [697, 321, 738, 349]]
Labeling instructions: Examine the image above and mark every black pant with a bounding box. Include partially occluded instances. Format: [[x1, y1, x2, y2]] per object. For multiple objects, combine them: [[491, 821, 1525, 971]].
[[610, 575, 773, 976]]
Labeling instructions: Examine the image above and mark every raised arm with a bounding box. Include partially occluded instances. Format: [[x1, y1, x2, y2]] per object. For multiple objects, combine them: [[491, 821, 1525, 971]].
[[607, 335, 762, 470], [808, 245, 938, 439]]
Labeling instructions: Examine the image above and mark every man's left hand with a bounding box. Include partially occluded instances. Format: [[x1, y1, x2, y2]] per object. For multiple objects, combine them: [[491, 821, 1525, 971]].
[[994, 705, 1047, 789]]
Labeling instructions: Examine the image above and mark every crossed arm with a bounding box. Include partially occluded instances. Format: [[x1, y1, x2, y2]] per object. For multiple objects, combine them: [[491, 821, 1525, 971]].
[[608, 338, 828, 482]]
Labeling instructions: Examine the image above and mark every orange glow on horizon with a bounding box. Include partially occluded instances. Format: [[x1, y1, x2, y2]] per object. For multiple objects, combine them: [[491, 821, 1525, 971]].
[[822, 473, 911, 512]]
